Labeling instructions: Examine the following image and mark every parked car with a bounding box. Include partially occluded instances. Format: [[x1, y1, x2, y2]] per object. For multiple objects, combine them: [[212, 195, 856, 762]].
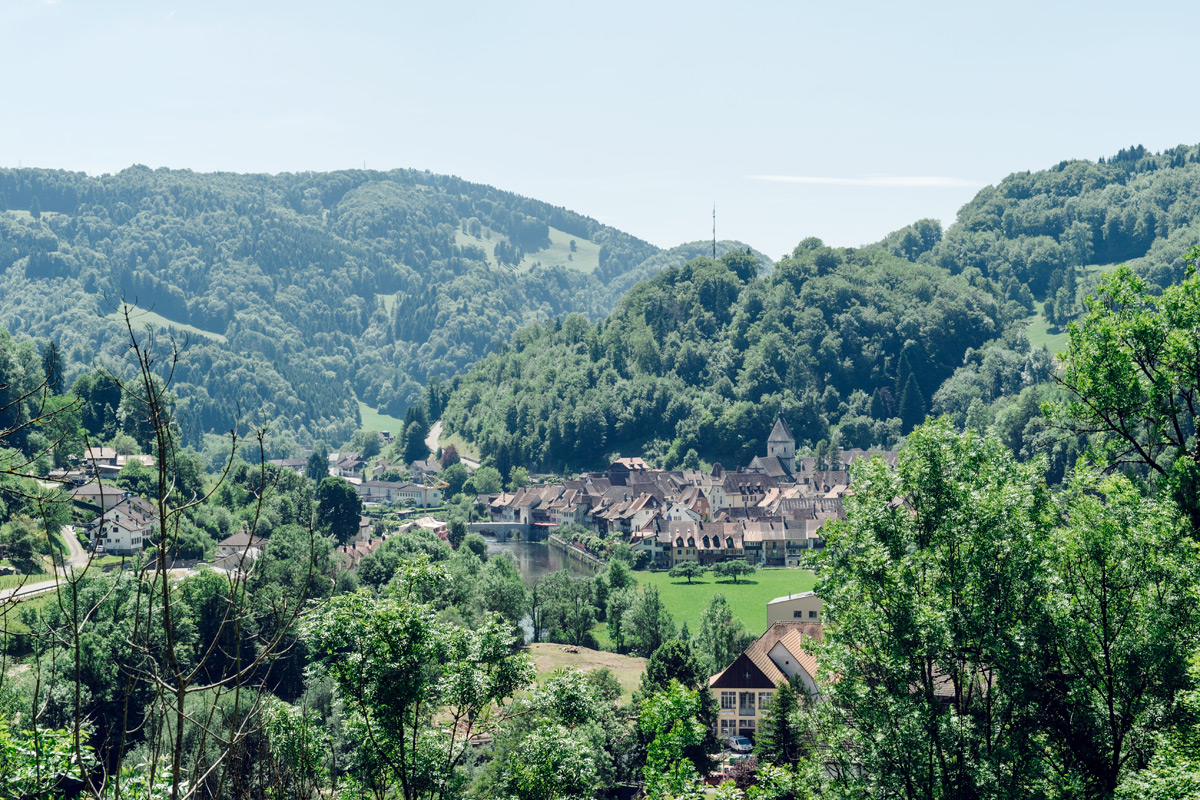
[[726, 735, 754, 754]]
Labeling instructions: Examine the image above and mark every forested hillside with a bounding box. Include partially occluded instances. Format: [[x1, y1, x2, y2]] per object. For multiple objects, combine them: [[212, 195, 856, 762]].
[[442, 246, 1018, 473], [0, 166, 667, 447], [924, 143, 1200, 312], [443, 142, 1200, 473]]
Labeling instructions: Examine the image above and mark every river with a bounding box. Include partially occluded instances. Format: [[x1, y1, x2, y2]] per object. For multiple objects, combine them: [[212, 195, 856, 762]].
[[485, 538, 593, 583]]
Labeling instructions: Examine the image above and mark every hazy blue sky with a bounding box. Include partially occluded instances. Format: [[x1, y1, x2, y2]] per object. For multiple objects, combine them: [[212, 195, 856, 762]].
[[2, 0, 1198, 259]]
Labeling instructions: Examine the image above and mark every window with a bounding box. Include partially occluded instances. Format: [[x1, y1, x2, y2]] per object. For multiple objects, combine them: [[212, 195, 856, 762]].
[[720, 719, 736, 735], [793, 610, 803, 618], [739, 692, 755, 713], [758, 692, 773, 709], [808, 610, 818, 619], [721, 692, 736, 710]]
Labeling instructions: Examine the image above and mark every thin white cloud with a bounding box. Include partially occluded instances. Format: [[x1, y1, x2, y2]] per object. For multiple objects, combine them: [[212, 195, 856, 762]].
[[749, 174, 984, 188]]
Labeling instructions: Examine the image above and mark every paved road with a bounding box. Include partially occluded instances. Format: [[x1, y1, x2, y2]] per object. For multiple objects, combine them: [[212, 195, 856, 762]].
[[0, 527, 97, 603], [426, 420, 481, 470], [60, 524, 90, 569]]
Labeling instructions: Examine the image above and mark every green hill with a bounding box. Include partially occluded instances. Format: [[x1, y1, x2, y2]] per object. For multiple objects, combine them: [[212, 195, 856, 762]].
[[0, 166, 664, 445], [442, 143, 1200, 474]]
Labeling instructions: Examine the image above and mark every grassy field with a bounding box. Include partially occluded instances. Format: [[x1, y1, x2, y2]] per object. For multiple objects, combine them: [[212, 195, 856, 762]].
[[357, 401, 406, 435], [633, 567, 817, 636], [106, 303, 227, 343], [1025, 300, 1069, 354], [526, 642, 646, 702], [1026, 263, 1124, 354], [0, 570, 54, 591], [453, 226, 601, 275], [517, 226, 601, 274], [454, 229, 502, 269], [437, 429, 481, 462]]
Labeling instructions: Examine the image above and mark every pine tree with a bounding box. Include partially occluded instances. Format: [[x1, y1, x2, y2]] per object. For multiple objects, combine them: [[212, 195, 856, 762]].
[[869, 387, 887, 420], [29, 195, 41, 220], [756, 680, 804, 766], [41, 341, 64, 395], [899, 373, 927, 433], [894, 351, 913, 405]]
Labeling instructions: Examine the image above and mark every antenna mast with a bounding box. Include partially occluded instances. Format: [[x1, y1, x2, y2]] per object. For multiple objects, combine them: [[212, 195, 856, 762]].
[[712, 203, 716, 259]]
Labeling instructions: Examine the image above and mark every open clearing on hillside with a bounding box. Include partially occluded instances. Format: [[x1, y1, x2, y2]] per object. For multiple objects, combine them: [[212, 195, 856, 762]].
[[436, 429, 482, 462], [1025, 263, 1123, 354], [633, 568, 817, 636], [105, 304, 227, 344], [357, 401, 406, 434], [526, 642, 646, 702], [453, 226, 600, 274], [517, 226, 601, 274], [1025, 301, 1068, 353]]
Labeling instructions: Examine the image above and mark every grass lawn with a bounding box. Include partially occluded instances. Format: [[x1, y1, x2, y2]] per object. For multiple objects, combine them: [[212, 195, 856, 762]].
[[633, 567, 817, 636], [357, 401, 406, 435], [437, 429, 481, 462], [1025, 301, 1068, 354], [526, 642, 646, 703], [105, 303, 227, 344]]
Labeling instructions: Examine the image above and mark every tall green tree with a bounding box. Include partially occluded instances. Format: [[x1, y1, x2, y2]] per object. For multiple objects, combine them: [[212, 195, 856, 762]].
[[639, 681, 707, 799], [755, 680, 806, 767], [898, 372, 926, 432], [302, 562, 533, 800], [315, 476, 361, 545], [1045, 248, 1200, 533], [1042, 471, 1200, 797], [623, 586, 675, 658], [696, 593, 755, 675], [304, 447, 328, 482], [816, 420, 1053, 799], [40, 340, 64, 395]]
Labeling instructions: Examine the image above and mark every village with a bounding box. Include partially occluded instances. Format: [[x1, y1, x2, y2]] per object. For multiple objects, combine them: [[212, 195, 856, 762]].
[[36, 417, 899, 767], [478, 416, 896, 570]]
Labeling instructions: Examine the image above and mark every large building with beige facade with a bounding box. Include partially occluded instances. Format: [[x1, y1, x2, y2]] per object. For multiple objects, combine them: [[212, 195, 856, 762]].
[[766, 590, 824, 624], [709, 621, 823, 740]]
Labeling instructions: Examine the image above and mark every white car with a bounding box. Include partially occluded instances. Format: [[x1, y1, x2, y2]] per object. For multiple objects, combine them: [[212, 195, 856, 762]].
[[726, 735, 754, 754]]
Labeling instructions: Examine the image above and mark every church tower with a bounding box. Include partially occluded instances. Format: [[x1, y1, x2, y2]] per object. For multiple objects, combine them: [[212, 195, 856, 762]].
[[767, 415, 796, 475]]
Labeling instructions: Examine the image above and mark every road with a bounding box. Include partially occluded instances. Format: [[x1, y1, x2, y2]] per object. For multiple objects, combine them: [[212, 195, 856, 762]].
[[0, 526, 98, 603], [0, 527, 194, 604], [426, 420, 481, 470], [60, 524, 89, 569]]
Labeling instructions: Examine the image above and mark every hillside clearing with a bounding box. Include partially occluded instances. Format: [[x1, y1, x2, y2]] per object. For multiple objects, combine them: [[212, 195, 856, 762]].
[[357, 401, 406, 435], [105, 304, 227, 344], [517, 226, 601, 274], [526, 642, 646, 702]]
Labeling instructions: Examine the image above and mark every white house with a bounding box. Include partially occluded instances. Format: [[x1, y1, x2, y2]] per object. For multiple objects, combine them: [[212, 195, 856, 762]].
[[767, 591, 824, 624], [90, 497, 157, 557]]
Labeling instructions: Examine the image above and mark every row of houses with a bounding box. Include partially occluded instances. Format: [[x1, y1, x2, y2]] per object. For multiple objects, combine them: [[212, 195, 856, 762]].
[[268, 452, 449, 484], [480, 417, 896, 567]]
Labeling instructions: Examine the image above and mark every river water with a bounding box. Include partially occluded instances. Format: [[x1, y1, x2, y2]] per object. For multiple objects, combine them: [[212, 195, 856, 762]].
[[485, 539, 593, 583]]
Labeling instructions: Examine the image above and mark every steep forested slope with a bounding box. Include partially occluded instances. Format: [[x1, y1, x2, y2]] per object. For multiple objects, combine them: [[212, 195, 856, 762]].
[[920, 143, 1200, 313], [442, 247, 1017, 473], [0, 166, 661, 445], [444, 143, 1200, 473]]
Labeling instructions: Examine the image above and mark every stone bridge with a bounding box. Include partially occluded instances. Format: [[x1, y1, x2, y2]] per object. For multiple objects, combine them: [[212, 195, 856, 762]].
[[467, 521, 530, 542]]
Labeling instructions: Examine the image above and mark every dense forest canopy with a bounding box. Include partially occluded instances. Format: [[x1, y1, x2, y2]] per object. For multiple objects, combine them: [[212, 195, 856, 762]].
[[0, 165, 712, 447], [443, 143, 1200, 473]]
